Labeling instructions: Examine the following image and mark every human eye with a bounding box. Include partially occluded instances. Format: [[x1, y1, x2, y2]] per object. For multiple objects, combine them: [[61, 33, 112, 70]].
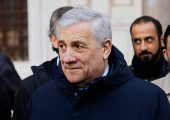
[[134, 39, 141, 44], [76, 44, 82, 49], [73, 43, 84, 52], [60, 44, 65, 48], [146, 37, 152, 42], [59, 43, 66, 52]]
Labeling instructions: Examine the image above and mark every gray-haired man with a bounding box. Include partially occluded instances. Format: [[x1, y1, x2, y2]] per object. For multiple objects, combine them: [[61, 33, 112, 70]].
[[26, 7, 170, 120]]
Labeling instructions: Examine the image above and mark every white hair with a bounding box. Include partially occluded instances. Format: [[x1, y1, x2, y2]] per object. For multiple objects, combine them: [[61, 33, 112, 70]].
[[56, 7, 112, 47]]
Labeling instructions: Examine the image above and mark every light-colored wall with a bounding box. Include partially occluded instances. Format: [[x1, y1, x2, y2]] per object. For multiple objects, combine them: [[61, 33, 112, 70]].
[[142, 0, 170, 33], [13, 0, 142, 79]]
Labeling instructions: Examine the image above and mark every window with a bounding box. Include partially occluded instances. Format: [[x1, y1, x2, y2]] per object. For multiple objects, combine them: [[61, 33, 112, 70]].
[[0, 0, 28, 61]]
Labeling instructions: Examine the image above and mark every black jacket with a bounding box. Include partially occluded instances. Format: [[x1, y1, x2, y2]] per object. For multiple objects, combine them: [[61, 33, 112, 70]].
[[13, 57, 57, 120], [129, 54, 170, 81], [26, 45, 170, 120], [0, 86, 11, 120], [0, 53, 21, 109]]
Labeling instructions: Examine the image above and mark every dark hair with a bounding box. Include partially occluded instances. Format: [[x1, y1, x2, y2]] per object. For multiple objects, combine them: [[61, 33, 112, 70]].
[[164, 25, 170, 49], [130, 16, 162, 39], [48, 6, 73, 52]]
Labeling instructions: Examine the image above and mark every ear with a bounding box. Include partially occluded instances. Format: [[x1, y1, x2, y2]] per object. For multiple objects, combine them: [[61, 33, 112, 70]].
[[163, 49, 168, 62], [161, 34, 164, 47], [102, 39, 112, 60], [51, 35, 58, 49]]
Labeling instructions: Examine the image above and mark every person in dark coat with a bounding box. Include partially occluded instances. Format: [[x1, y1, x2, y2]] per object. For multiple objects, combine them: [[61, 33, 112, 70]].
[[25, 7, 170, 120], [0, 85, 11, 120], [0, 53, 21, 110], [129, 16, 170, 81], [12, 6, 73, 120]]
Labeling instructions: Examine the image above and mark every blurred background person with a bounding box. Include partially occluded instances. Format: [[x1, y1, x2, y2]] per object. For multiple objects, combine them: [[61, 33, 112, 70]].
[[12, 6, 73, 120], [0, 85, 12, 120], [152, 25, 170, 101], [0, 53, 21, 111], [129, 16, 170, 81]]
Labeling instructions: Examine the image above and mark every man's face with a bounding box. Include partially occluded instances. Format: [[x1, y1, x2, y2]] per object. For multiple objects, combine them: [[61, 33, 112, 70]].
[[58, 22, 107, 87], [131, 22, 161, 64], [163, 35, 170, 65]]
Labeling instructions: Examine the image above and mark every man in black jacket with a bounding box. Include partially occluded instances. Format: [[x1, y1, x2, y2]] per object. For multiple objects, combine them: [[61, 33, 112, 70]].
[[0, 85, 12, 120], [0, 53, 21, 110], [129, 16, 170, 81], [13, 6, 73, 120]]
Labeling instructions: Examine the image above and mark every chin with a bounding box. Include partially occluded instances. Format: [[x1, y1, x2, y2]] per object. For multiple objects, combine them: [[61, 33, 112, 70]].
[[66, 75, 82, 83]]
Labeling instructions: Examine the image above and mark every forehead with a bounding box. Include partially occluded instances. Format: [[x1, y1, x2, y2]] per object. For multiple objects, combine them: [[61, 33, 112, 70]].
[[58, 22, 93, 40], [132, 22, 157, 37]]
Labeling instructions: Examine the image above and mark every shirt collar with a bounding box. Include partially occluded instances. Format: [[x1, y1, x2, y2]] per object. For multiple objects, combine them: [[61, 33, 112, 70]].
[[102, 64, 109, 76], [57, 57, 59, 66]]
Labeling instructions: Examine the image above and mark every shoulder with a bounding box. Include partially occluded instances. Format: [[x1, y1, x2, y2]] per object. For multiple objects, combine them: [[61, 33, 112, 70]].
[[128, 77, 166, 95], [18, 75, 36, 97], [0, 53, 9, 60], [21, 75, 35, 88], [0, 54, 13, 67], [126, 77, 170, 106], [0, 54, 12, 63], [19, 58, 57, 98]]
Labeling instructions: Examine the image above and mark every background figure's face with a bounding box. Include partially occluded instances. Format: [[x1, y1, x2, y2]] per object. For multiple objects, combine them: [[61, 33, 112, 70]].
[[163, 35, 170, 65], [131, 22, 161, 64], [51, 35, 59, 54], [58, 22, 106, 87]]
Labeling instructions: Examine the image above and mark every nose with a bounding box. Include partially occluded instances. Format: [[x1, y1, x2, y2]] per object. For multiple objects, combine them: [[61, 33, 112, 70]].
[[63, 48, 77, 64], [140, 41, 147, 51]]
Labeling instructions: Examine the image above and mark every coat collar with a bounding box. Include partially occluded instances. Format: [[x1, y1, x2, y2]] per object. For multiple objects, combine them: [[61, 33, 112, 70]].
[[55, 45, 134, 100]]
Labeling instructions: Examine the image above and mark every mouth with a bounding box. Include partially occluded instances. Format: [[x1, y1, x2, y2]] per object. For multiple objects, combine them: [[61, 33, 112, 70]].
[[140, 54, 150, 57], [66, 67, 80, 70], [67, 68, 79, 70], [65, 67, 81, 74]]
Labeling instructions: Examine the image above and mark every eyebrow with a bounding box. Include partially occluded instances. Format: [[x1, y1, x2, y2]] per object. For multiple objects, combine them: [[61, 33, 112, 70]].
[[145, 36, 154, 39], [133, 38, 140, 41], [58, 39, 87, 46], [71, 41, 87, 46], [58, 40, 65, 44]]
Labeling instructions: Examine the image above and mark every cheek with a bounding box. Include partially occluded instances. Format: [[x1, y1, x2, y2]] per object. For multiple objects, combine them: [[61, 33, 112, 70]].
[[80, 52, 97, 70], [148, 44, 158, 54], [89, 49, 103, 66], [59, 53, 64, 62], [167, 52, 170, 61], [134, 46, 140, 55]]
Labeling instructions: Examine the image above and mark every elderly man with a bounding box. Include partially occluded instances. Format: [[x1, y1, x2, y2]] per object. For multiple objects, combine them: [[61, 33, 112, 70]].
[[129, 16, 170, 81], [26, 8, 170, 120], [152, 25, 170, 101]]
